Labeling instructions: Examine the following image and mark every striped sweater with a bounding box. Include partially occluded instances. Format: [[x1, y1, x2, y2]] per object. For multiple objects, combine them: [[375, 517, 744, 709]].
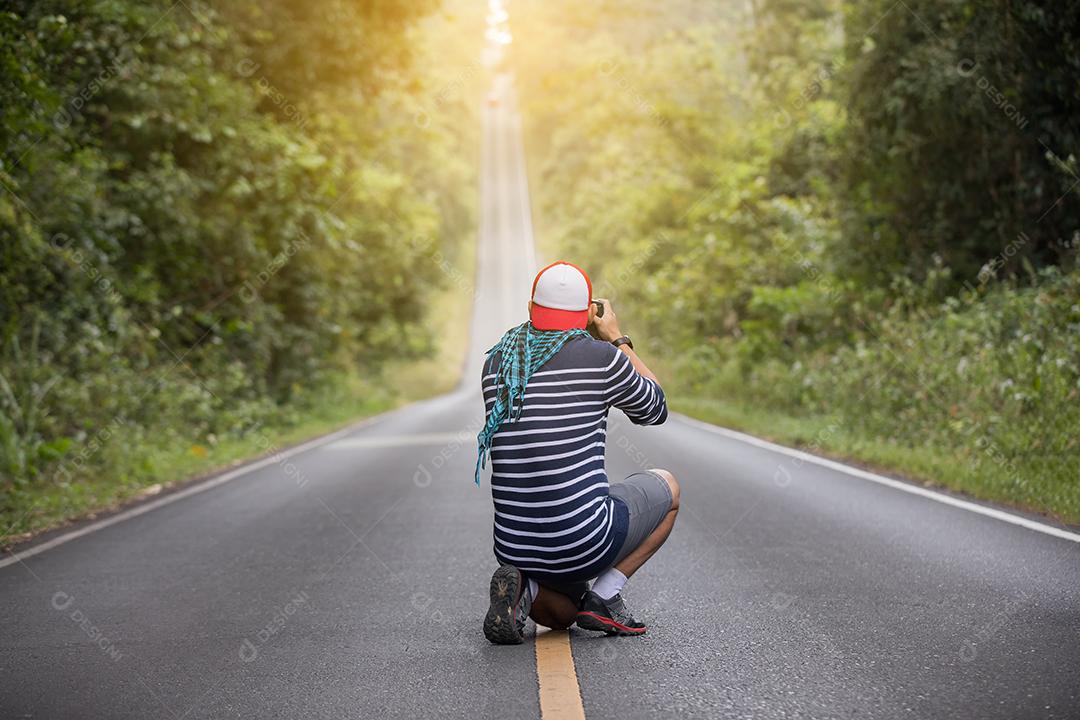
[[481, 335, 668, 582]]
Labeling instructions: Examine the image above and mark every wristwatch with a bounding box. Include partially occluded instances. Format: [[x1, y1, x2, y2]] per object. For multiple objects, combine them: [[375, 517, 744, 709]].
[[611, 335, 634, 350]]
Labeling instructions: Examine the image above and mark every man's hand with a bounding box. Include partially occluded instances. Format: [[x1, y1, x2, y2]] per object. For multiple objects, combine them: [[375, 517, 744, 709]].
[[589, 298, 623, 342]]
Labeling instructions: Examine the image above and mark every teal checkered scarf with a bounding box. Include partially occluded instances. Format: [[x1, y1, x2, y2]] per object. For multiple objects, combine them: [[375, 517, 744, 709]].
[[475, 322, 590, 485]]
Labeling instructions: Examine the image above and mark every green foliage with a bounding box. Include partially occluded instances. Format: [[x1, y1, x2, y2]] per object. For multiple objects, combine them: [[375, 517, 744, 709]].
[[512, 0, 1079, 519], [0, 0, 476, 534], [675, 269, 1080, 521], [841, 0, 1080, 283]]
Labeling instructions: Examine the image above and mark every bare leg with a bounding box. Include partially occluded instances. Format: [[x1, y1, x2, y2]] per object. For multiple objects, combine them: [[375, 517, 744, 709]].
[[534, 469, 679, 628], [529, 586, 578, 630], [614, 468, 680, 579]]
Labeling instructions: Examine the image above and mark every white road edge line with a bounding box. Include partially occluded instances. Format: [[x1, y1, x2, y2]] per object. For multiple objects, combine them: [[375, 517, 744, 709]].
[[674, 412, 1080, 544], [0, 402, 419, 570]]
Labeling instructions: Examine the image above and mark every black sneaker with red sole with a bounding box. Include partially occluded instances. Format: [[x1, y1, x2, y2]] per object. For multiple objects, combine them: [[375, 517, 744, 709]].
[[575, 591, 646, 636]]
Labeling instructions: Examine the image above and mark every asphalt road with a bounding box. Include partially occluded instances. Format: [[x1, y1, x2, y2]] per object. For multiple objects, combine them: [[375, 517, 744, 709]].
[[2, 74, 1079, 720]]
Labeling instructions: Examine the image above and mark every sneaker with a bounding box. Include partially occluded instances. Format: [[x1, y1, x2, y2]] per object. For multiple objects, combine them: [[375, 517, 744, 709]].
[[575, 591, 646, 636], [483, 564, 532, 644]]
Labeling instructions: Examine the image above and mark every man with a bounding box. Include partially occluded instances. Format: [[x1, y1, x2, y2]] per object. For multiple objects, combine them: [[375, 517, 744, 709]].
[[477, 260, 680, 645]]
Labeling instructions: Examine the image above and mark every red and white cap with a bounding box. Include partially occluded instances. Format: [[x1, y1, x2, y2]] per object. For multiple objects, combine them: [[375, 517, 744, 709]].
[[529, 260, 592, 331]]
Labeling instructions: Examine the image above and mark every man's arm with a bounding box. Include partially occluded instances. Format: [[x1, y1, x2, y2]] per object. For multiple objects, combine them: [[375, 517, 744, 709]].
[[591, 298, 667, 425], [589, 298, 660, 384], [615, 344, 658, 383]]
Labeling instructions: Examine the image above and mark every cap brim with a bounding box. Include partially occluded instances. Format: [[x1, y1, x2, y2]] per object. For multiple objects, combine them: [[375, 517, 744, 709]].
[[530, 304, 588, 331]]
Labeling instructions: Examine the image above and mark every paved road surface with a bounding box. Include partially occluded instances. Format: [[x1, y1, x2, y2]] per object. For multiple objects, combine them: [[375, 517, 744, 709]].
[[2, 74, 1078, 719]]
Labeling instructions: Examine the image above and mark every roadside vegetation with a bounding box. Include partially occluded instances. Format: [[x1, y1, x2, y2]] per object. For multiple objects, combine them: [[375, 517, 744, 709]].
[[0, 0, 482, 542], [512, 1, 1080, 522]]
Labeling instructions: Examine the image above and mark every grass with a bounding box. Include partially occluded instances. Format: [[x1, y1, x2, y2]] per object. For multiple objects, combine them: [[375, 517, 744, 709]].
[[671, 394, 1080, 527], [2, 380, 399, 546]]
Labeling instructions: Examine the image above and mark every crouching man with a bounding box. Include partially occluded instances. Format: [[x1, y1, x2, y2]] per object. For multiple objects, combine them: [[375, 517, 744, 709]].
[[476, 261, 680, 644]]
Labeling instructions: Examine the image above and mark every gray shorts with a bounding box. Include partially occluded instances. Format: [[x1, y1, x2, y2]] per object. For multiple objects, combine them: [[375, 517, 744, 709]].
[[539, 470, 673, 600]]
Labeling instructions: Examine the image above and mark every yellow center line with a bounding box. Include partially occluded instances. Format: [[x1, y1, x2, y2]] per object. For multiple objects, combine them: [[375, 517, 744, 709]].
[[535, 626, 586, 720]]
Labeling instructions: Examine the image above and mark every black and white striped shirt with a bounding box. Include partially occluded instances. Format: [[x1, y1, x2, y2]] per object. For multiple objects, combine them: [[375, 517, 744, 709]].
[[481, 335, 667, 582]]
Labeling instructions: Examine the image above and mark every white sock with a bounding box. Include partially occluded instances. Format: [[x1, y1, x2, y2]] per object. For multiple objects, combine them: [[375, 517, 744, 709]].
[[527, 578, 539, 603], [591, 569, 627, 600]]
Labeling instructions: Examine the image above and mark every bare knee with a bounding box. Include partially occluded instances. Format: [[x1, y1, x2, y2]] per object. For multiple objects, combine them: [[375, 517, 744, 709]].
[[650, 468, 680, 510], [530, 605, 575, 630], [529, 588, 578, 630]]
